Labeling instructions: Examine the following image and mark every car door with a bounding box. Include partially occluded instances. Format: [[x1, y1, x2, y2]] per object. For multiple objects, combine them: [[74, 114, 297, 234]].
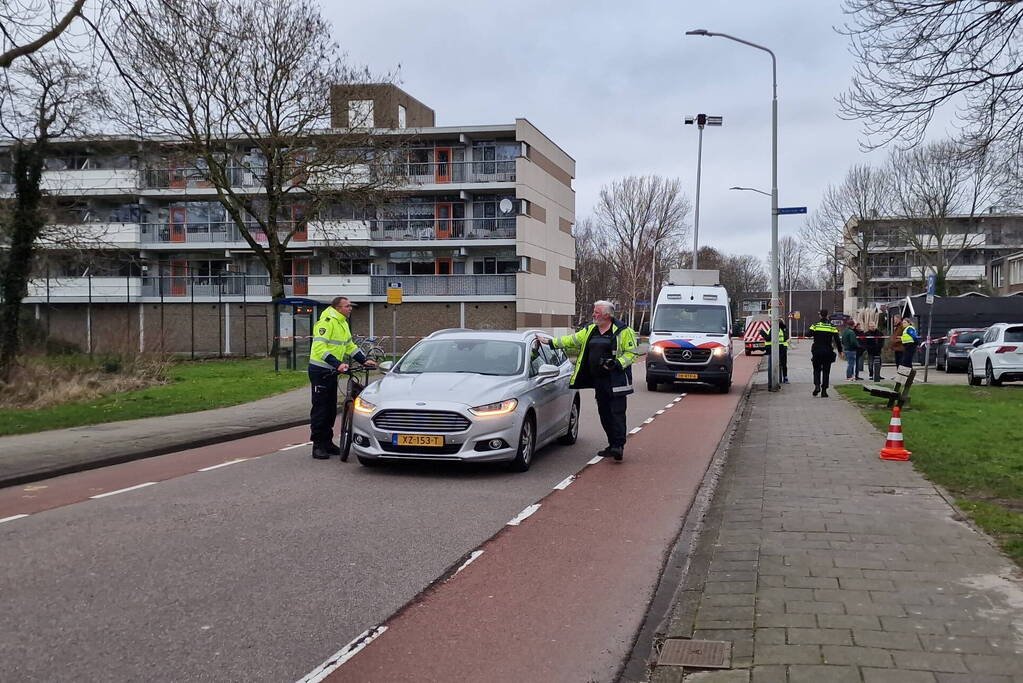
[[525, 340, 560, 442], [974, 326, 998, 368], [544, 344, 574, 436]]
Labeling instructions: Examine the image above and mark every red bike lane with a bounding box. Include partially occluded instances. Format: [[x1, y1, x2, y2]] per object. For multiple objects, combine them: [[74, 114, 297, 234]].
[[320, 355, 758, 683]]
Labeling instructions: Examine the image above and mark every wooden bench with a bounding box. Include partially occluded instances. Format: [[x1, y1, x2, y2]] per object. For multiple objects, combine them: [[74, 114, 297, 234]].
[[862, 366, 917, 408]]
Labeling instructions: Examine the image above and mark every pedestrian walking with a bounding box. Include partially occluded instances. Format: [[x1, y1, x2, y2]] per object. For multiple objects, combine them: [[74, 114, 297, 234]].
[[809, 309, 842, 398], [841, 320, 861, 380], [855, 322, 867, 377], [862, 321, 885, 381], [543, 300, 637, 461], [899, 315, 921, 367], [308, 296, 376, 460], [889, 315, 905, 367], [759, 318, 789, 383]]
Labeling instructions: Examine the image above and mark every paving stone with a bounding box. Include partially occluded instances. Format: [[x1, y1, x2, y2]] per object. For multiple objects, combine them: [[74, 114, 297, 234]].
[[698, 620, 756, 630], [893, 650, 969, 672], [821, 645, 893, 667], [706, 581, 757, 594], [702, 593, 756, 608], [676, 670, 751, 683], [708, 571, 759, 583], [750, 665, 787, 683], [919, 635, 995, 654], [754, 598, 786, 615], [786, 600, 846, 615], [753, 644, 821, 665], [946, 621, 1019, 638], [755, 627, 786, 645], [862, 668, 937, 682], [853, 629, 922, 651], [758, 587, 816, 602], [838, 577, 896, 591], [783, 576, 839, 589], [843, 600, 908, 617], [934, 674, 1015, 683], [698, 606, 756, 621], [756, 613, 816, 628], [817, 614, 882, 630], [786, 628, 852, 646], [814, 588, 873, 604], [963, 654, 1023, 675], [879, 616, 948, 635], [787, 664, 860, 683]]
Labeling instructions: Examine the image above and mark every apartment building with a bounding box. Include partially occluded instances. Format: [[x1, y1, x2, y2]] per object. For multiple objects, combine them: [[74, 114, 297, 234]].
[[840, 213, 1023, 312], [989, 250, 1023, 296], [2, 85, 576, 355]]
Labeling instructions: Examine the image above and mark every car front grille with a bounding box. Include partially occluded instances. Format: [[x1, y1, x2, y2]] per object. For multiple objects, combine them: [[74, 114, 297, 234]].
[[379, 442, 464, 455], [664, 348, 711, 364], [372, 409, 471, 433]]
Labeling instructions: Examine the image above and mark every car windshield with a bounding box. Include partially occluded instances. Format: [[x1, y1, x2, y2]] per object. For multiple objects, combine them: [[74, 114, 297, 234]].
[[395, 339, 524, 376], [1005, 327, 1023, 343], [653, 304, 729, 334], [956, 332, 984, 345]]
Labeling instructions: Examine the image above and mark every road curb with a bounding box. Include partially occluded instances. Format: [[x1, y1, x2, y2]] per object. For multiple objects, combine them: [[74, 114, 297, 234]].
[[0, 417, 309, 490], [618, 366, 760, 683]]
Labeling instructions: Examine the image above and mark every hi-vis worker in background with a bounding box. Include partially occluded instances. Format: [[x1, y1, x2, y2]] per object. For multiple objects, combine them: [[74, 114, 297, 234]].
[[809, 310, 842, 398], [541, 300, 637, 462], [760, 319, 789, 384], [308, 296, 376, 460], [899, 316, 921, 368]]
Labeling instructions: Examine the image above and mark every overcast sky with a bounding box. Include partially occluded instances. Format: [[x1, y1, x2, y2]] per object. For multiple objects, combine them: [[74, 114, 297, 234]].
[[326, 0, 895, 264]]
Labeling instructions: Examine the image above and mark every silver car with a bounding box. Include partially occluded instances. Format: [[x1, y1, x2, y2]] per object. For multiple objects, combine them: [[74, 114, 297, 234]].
[[350, 329, 580, 471]]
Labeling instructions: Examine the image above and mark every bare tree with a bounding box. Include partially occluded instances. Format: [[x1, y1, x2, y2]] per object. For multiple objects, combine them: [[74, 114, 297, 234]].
[[0, 0, 87, 68], [679, 247, 767, 321], [839, 1, 1023, 153], [594, 175, 691, 325], [775, 235, 812, 294], [0, 54, 105, 380], [109, 0, 406, 300], [802, 163, 892, 308], [886, 139, 998, 295], [571, 217, 616, 326]]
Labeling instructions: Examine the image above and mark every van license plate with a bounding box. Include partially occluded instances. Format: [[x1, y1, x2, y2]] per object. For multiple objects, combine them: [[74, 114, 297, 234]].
[[393, 434, 444, 447], [676, 372, 699, 380]]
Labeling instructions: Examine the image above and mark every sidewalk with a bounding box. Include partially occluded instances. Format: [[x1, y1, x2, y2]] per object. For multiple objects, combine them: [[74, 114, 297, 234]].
[[0, 387, 309, 488], [650, 344, 1023, 682]]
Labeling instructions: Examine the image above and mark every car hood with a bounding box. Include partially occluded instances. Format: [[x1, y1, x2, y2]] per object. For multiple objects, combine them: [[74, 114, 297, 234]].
[[360, 372, 523, 408]]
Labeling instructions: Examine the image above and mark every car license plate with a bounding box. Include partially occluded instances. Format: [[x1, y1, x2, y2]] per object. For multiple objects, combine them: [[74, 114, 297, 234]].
[[676, 372, 699, 380], [393, 433, 445, 447]]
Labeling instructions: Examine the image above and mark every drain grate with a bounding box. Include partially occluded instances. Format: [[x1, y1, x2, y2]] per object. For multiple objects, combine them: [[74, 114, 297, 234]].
[[657, 639, 731, 668]]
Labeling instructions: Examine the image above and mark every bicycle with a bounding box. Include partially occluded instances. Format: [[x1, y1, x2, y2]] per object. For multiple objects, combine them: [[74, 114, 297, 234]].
[[354, 335, 386, 363], [336, 363, 372, 462]]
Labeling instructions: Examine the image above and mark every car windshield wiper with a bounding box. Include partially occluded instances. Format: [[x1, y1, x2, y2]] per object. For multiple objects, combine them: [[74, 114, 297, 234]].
[[454, 370, 504, 375]]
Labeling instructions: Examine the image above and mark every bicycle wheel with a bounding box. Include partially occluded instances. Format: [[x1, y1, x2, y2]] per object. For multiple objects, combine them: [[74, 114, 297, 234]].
[[368, 346, 385, 362], [338, 398, 355, 462]]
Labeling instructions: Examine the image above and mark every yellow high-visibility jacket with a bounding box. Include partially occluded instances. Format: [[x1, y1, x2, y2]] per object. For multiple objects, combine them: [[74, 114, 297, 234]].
[[309, 306, 365, 370]]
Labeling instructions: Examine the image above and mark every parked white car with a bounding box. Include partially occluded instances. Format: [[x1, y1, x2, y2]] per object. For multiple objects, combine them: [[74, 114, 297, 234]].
[[967, 323, 1023, 386]]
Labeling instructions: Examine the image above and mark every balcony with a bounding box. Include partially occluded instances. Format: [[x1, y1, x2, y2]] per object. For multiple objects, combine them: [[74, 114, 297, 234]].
[[137, 274, 371, 299], [379, 160, 516, 185], [141, 166, 261, 190], [25, 277, 142, 301], [370, 218, 515, 241], [38, 222, 140, 247], [33, 169, 139, 194], [370, 274, 515, 297], [139, 220, 370, 245]]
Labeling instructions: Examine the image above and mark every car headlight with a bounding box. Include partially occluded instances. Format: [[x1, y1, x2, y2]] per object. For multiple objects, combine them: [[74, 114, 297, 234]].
[[469, 398, 519, 417], [353, 396, 377, 414], [650, 345, 664, 355], [712, 346, 728, 357]]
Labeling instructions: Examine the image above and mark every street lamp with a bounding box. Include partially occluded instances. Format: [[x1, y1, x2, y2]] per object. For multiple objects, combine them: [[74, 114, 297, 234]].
[[687, 28, 781, 391], [684, 114, 723, 270], [729, 186, 771, 197]]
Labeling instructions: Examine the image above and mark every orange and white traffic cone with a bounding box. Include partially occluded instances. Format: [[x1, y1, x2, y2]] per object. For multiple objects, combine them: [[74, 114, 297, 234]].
[[879, 405, 912, 461]]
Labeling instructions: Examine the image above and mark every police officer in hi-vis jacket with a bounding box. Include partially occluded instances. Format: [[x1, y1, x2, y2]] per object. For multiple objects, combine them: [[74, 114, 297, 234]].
[[542, 300, 637, 461]]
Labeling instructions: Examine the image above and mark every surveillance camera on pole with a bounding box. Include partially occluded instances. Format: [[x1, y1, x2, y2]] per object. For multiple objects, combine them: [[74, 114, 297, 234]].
[[683, 113, 723, 270]]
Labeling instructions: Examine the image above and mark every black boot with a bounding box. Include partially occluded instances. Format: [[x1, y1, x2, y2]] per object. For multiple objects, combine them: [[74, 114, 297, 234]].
[[325, 442, 341, 455], [597, 447, 613, 458], [311, 444, 332, 459], [608, 447, 624, 462], [812, 386, 820, 396], [821, 388, 829, 398]]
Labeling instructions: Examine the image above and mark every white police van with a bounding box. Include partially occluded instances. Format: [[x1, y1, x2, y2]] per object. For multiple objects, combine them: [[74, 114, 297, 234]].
[[645, 269, 733, 393]]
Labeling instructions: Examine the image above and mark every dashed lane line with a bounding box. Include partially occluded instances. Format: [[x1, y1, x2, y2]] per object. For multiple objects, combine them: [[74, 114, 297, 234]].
[[0, 514, 29, 524], [586, 455, 604, 465], [295, 625, 388, 683], [453, 550, 485, 576], [506, 503, 541, 526], [280, 442, 313, 451], [197, 458, 249, 472], [89, 482, 157, 499], [629, 427, 643, 435], [553, 475, 575, 490]]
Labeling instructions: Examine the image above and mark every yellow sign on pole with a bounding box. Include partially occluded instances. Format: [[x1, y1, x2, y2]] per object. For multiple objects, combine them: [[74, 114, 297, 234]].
[[386, 281, 403, 305]]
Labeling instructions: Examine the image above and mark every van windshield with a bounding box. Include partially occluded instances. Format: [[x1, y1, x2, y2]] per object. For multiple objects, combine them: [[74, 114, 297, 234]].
[[653, 304, 729, 334]]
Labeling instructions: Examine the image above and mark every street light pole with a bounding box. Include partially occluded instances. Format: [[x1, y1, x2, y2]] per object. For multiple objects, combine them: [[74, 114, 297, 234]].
[[684, 114, 722, 270], [687, 29, 780, 391]]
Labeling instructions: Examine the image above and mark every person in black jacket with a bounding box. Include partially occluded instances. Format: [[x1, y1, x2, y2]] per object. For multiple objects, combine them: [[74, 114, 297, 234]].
[[861, 322, 885, 382], [809, 309, 843, 397]]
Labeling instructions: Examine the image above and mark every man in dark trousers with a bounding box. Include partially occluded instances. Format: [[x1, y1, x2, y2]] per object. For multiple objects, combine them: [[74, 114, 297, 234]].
[[862, 321, 885, 381], [544, 300, 637, 461], [759, 318, 789, 383], [308, 296, 376, 459], [809, 309, 843, 397]]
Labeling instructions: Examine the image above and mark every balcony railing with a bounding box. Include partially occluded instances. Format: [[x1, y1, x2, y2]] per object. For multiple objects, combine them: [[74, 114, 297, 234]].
[[140, 166, 264, 189], [370, 218, 515, 241], [370, 274, 515, 296], [140, 221, 311, 244], [379, 160, 516, 185]]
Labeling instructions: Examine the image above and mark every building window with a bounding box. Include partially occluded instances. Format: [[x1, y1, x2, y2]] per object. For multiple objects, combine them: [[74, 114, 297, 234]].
[[349, 100, 374, 128], [398, 105, 407, 129], [1010, 258, 1023, 285], [992, 264, 1003, 288]]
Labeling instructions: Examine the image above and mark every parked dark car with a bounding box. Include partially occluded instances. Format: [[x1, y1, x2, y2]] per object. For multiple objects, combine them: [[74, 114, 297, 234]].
[[935, 328, 986, 372]]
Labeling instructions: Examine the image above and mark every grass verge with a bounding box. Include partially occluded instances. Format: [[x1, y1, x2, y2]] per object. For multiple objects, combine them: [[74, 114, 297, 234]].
[[0, 359, 307, 436], [837, 384, 1023, 567]]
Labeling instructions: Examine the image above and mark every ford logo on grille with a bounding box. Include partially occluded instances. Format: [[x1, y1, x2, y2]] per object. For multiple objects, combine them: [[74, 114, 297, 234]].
[[416, 402, 426, 406], [680, 350, 693, 360]]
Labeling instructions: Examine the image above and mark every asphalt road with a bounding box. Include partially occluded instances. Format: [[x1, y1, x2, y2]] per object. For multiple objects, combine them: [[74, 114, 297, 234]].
[[0, 362, 739, 682]]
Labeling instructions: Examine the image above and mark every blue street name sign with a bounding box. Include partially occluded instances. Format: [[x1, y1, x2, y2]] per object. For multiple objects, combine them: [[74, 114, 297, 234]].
[[776, 206, 807, 215], [926, 273, 936, 296]]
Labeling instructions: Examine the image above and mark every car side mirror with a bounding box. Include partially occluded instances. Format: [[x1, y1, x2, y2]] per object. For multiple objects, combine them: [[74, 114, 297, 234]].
[[378, 360, 394, 371], [537, 363, 560, 380]]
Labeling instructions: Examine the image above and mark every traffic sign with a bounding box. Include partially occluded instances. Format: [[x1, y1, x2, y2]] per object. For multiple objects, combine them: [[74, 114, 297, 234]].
[[387, 281, 403, 305], [776, 206, 807, 215], [636, 300, 649, 307], [926, 273, 936, 304]]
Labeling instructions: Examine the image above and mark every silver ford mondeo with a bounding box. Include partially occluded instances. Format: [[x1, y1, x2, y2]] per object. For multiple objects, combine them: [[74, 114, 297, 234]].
[[350, 329, 580, 471]]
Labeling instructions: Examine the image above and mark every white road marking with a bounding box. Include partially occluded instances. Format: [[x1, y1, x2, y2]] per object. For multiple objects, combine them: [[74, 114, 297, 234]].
[[553, 475, 575, 490], [629, 427, 643, 435], [643, 418, 654, 424], [656, 410, 665, 415], [0, 514, 29, 524], [280, 441, 313, 451], [586, 455, 603, 465], [453, 550, 485, 576], [197, 458, 249, 472], [664, 403, 675, 409], [507, 503, 541, 526], [295, 625, 388, 683], [89, 482, 157, 499]]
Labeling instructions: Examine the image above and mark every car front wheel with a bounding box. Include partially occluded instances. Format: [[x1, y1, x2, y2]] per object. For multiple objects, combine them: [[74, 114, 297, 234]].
[[509, 414, 536, 472], [968, 361, 983, 386]]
